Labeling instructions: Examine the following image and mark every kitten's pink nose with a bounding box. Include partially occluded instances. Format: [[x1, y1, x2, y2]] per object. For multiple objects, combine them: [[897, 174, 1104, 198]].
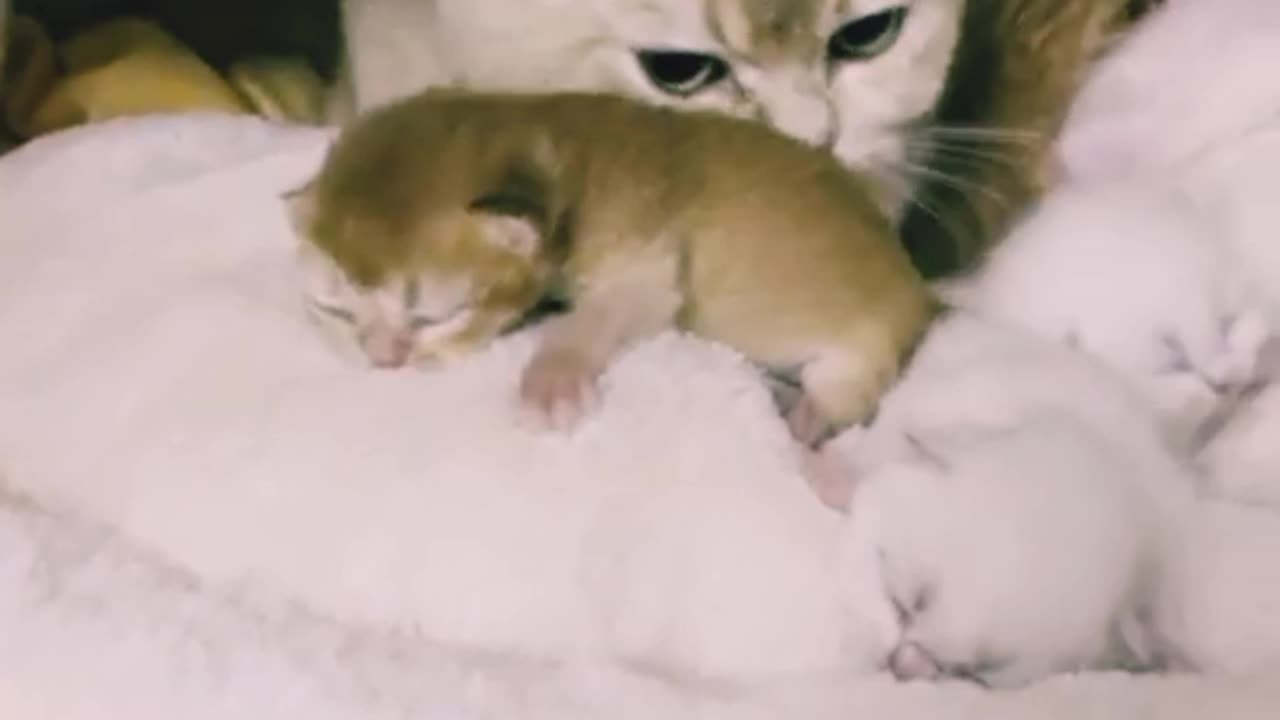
[[360, 330, 414, 369], [889, 642, 942, 682]]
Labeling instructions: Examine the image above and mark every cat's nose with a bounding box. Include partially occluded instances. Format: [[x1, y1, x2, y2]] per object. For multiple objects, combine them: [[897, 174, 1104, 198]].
[[888, 642, 942, 682], [758, 99, 837, 149], [360, 330, 414, 369], [749, 73, 837, 149]]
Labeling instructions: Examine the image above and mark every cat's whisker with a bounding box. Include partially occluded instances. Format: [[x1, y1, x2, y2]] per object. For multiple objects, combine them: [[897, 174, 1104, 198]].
[[902, 191, 967, 253], [907, 139, 1025, 170], [914, 124, 1042, 147], [893, 161, 1011, 209]]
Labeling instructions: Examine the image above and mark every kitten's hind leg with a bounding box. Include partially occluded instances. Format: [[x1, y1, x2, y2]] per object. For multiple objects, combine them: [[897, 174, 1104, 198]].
[[789, 347, 895, 447]]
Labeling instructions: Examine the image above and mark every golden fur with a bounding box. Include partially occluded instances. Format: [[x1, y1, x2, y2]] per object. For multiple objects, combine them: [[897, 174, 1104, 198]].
[[901, 0, 1165, 277], [287, 89, 933, 441]]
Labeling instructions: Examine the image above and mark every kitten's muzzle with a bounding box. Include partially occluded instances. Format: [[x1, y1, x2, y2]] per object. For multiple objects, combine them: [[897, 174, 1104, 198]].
[[358, 328, 414, 369], [888, 642, 941, 682]]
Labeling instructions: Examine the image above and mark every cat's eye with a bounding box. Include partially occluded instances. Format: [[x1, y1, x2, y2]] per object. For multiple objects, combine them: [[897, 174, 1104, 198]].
[[408, 305, 469, 331], [311, 302, 357, 324], [635, 50, 730, 97], [944, 656, 1007, 688], [828, 6, 908, 62]]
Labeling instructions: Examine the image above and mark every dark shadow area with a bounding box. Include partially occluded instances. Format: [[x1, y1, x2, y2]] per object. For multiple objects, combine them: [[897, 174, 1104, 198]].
[[13, 0, 342, 79]]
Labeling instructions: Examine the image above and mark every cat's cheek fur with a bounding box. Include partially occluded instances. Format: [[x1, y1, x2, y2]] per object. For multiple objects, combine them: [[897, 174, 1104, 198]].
[[407, 311, 515, 368], [304, 309, 374, 368], [827, 0, 963, 211]]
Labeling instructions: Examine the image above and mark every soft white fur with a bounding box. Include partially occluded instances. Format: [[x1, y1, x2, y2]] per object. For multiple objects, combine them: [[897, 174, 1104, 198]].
[[1058, 0, 1280, 185], [334, 0, 964, 210], [4, 481, 1280, 720], [3, 108, 1280, 718], [942, 0, 1280, 505], [939, 184, 1271, 449], [823, 311, 1198, 688]]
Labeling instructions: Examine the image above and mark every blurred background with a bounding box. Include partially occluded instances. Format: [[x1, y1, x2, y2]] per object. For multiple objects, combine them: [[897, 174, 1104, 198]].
[[13, 0, 341, 78]]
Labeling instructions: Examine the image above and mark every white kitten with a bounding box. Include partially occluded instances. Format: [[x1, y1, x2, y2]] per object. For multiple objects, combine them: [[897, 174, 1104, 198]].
[[938, 182, 1273, 451], [1058, 0, 1280, 186], [813, 311, 1197, 689], [333, 0, 965, 214], [940, 0, 1280, 509]]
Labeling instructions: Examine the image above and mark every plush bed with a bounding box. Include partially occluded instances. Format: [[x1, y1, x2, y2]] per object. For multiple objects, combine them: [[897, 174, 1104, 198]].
[[1, 114, 1278, 719]]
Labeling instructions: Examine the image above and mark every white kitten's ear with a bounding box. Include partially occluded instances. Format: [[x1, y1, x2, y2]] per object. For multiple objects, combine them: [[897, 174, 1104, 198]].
[[281, 180, 319, 238]]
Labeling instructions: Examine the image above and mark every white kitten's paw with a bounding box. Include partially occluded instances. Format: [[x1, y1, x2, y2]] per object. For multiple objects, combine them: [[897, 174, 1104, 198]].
[[518, 349, 602, 432]]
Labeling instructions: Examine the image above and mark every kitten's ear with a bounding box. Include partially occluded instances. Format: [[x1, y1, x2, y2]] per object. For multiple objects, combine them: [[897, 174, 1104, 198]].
[[473, 212, 543, 259], [469, 161, 551, 258], [282, 180, 319, 238]]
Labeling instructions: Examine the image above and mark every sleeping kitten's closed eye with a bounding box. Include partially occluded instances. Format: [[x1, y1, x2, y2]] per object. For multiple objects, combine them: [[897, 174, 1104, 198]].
[[296, 246, 503, 369], [287, 171, 556, 370]]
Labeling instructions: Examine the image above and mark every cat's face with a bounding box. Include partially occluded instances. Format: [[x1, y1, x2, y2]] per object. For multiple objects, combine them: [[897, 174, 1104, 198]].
[[835, 423, 1155, 689], [597, 0, 964, 210], [289, 196, 550, 369]]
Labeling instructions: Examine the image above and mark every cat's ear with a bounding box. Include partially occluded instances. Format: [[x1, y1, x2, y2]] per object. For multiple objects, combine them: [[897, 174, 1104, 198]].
[[281, 180, 319, 238], [468, 161, 551, 259]]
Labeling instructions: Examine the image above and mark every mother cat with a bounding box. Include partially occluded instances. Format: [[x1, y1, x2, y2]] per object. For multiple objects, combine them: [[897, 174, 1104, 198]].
[[329, 0, 1156, 276]]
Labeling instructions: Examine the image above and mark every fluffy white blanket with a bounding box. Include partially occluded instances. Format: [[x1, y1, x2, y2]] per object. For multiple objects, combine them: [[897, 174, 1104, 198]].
[[0, 114, 1278, 718]]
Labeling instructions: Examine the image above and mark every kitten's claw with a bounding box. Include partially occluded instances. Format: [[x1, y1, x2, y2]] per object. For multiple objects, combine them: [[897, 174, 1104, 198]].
[[519, 349, 602, 432]]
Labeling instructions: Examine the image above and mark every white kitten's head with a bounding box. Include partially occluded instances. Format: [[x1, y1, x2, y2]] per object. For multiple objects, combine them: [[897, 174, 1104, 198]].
[[943, 185, 1278, 450], [1058, 0, 1280, 183], [833, 420, 1162, 689], [596, 0, 964, 210]]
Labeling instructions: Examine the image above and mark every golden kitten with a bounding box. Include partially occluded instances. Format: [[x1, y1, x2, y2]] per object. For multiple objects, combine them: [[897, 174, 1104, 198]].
[[285, 90, 933, 443]]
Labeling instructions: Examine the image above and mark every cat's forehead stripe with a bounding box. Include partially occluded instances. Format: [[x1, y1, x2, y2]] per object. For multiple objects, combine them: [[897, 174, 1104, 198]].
[[709, 0, 828, 59]]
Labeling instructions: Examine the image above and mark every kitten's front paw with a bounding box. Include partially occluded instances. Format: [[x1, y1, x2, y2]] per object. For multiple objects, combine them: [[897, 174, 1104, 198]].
[[519, 349, 602, 432]]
